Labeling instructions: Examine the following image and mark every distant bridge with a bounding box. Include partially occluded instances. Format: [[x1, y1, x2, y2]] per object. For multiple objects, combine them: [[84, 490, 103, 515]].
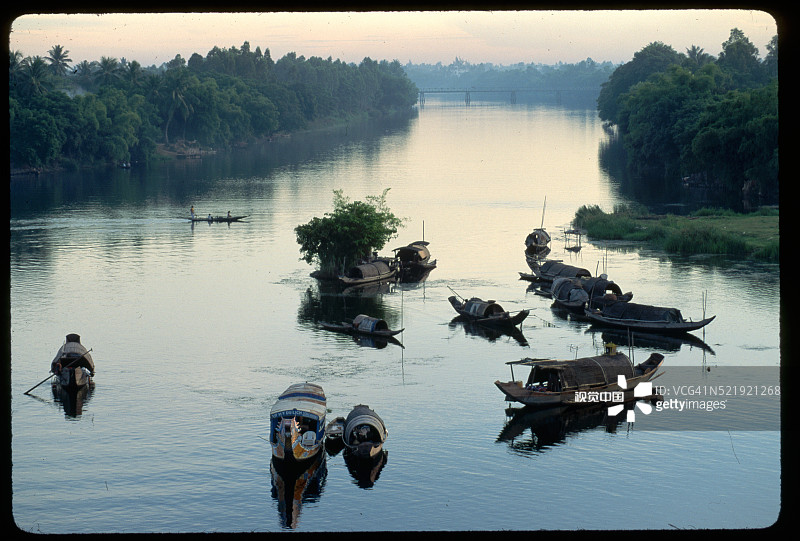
[[418, 87, 593, 105]]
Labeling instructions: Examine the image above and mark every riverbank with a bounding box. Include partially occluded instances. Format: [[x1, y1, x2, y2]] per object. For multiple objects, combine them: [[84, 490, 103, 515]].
[[572, 204, 779, 263]]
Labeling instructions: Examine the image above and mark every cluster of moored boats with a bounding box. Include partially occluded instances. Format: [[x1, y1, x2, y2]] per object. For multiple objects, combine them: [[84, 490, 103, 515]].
[[269, 382, 388, 467], [520, 235, 716, 336], [489, 222, 717, 408], [333, 240, 438, 286]]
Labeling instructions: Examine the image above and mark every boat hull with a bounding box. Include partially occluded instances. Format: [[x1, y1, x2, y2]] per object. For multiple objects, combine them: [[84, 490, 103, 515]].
[[448, 296, 529, 328], [495, 352, 665, 407], [585, 312, 716, 335]]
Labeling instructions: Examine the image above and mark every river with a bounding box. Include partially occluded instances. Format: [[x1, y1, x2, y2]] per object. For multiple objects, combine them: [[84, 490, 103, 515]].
[[9, 97, 781, 532]]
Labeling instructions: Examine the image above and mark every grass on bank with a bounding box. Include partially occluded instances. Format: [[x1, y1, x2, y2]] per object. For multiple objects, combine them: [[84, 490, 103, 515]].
[[572, 204, 780, 262]]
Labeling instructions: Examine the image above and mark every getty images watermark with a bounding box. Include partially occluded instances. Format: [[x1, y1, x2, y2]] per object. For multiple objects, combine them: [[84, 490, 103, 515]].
[[573, 366, 780, 431]]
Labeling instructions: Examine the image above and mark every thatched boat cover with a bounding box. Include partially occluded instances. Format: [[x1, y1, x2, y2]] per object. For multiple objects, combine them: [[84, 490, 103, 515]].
[[551, 277, 590, 303], [513, 353, 635, 390], [599, 301, 683, 322], [463, 298, 506, 317], [346, 260, 392, 279], [537, 260, 591, 279], [51, 333, 94, 373], [525, 228, 551, 247], [393, 242, 431, 263], [579, 277, 624, 297], [353, 314, 389, 332]]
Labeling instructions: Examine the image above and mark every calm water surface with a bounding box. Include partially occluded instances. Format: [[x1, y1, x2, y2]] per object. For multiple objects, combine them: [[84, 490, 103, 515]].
[[10, 99, 781, 532]]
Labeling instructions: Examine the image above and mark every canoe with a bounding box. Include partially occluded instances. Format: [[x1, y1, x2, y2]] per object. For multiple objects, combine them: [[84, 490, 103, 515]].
[[188, 215, 248, 222], [495, 344, 665, 407], [584, 300, 715, 335], [448, 295, 529, 327], [319, 314, 404, 337], [269, 383, 327, 464]]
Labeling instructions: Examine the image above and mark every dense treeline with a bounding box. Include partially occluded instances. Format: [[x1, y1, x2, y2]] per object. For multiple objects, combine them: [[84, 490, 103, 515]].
[[597, 29, 778, 208], [9, 42, 419, 170], [404, 56, 616, 103]]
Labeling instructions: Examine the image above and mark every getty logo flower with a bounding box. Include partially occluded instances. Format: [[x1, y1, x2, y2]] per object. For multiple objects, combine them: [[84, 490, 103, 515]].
[[608, 375, 653, 422]]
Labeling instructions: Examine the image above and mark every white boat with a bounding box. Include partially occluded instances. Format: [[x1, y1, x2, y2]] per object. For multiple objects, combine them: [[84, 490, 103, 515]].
[[269, 383, 327, 463]]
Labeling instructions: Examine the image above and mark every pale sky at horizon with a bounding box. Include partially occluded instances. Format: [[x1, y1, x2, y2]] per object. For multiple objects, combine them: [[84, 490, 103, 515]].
[[8, 10, 779, 68]]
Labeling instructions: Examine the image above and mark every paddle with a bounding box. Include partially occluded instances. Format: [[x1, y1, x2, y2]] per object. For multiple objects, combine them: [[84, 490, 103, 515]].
[[24, 348, 92, 396]]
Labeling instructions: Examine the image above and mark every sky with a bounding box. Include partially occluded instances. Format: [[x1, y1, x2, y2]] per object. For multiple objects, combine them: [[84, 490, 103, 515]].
[[7, 10, 780, 68]]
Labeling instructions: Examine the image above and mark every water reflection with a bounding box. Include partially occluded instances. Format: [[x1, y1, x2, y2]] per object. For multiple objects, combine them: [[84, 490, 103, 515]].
[[497, 404, 629, 457], [269, 454, 328, 530], [344, 450, 389, 489], [298, 282, 403, 331], [448, 317, 529, 347], [325, 438, 389, 490], [588, 328, 715, 356], [51, 383, 95, 418]]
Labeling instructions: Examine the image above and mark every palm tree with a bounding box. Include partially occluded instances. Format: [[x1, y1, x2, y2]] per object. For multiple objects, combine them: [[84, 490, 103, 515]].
[[46, 44, 72, 77], [123, 60, 144, 89], [685, 45, 713, 69], [9, 50, 24, 77], [19, 56, 53, 96], [162, 68, 195, 144], [95, 56, 121, 86]]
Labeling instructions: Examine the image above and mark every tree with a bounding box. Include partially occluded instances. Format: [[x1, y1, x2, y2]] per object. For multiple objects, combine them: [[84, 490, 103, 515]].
[[95, 56, 122, 86], [46, 44, 72, 77], [597, 41, 682, 124], [717, 28, 764, 88], [295, 189, 405, 277], [17, 56, 53, 96], [683, 45, 713, 71]]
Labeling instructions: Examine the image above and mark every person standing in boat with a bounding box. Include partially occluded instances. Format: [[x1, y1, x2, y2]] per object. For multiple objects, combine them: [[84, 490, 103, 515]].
[[227, 211, 232, 219], [190, 206, 196, 219]]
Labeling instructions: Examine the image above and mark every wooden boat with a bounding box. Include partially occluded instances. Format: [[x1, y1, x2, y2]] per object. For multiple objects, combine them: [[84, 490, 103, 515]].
[[339, 259, 397, 286], [326, 405, 387, 460], [549, 275, 633, 313], [527, 259, 591, 282], [584, 300, 715, 335], [188, 214, 248, 223], [319, 314, 404, 338], [525, 198, 552, 260], [392, 241, 437, 282], [269, 383, 327, 464], [495, 343, 665, 407], [50, 333, 94, 391], [448, 295, 529, 327], [524, 228, 551, 256]]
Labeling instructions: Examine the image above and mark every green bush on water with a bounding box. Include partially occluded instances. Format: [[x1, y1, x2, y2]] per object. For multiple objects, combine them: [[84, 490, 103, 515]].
[[572, 204, 778, 262]]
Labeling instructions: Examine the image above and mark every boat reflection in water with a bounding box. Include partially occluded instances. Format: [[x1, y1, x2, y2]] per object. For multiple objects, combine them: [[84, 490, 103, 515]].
[[269, 453, 327, 529], [325, 405, 389, 489], [589, 328, 716, 356], [448, 317, 529, 347], [51, 383, 94, 418], [497, 403, 633, 457]]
